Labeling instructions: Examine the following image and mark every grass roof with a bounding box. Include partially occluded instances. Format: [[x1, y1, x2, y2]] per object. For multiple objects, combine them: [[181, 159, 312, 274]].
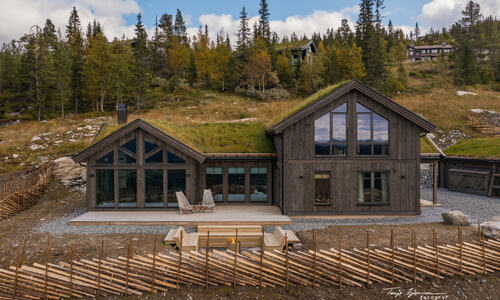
[[420, 136, 440, 153], [267, 81, 349, 128], [444, 137, 500, 158], [96, 120, 275, 154]]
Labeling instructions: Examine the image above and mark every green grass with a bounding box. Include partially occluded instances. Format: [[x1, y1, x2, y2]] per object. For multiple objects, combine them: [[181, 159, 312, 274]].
[[97, 120, 275, 153], [420, 136, 440, 153], [445, 137, 500, 158], [267, 80, 348, 128]]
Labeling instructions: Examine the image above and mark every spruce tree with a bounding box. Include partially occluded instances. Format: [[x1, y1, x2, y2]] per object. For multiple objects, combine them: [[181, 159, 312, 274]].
[[133, 13, 149, 109], [65, 6, 84, 114], [174, 9, 187, 43], [237, 6, 250, 50], [258, 0, 271, 43], [460, 1, 482, 36]]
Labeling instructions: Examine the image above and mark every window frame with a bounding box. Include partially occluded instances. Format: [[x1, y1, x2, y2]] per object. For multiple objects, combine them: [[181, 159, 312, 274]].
[[314, 102, 348, 157], [356, 171, 390, 206], [314, 171, 331, 206], [356, 103, 390, 157]]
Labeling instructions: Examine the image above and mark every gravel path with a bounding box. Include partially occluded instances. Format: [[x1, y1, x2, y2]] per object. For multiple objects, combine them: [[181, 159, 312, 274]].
[[35, 188, 499, 234]]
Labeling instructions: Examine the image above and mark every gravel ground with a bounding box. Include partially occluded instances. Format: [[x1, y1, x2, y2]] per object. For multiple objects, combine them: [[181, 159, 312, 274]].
[[34, 187, 499, 234], [421, 187, 500, 223]]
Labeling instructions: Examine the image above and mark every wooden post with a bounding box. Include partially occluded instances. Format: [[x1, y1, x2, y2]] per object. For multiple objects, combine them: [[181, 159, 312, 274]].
[[205, 231, 210, 289], [126, 241, 131, 296], [312, 229, 317, 288], [366, 230, 370, 287], [97, 240, 103, 299], [481, 230, 486, 275], [433, 229, 439, 278], [458, 226, 463, 280], [259, 229, 264, 288], [233, 228, 239, 287], [477, 219, 481, 236], [338, 227, 343, 290], [177, 230, 183, 289], [151, 236, 157, 293], [412, 229, 416, 284], [13, 238, 27, 299], [433, 162, 438, 205], [285, 232, 289, 291], [69, 246, 75, 298], [391, 229, 395, 286], [43, 234, 50, 300]]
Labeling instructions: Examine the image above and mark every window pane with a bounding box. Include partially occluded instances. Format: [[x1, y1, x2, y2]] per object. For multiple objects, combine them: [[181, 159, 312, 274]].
[[315, 143, 330, 155], [145, 169, 163, 207], [122, 138, 137, 154], [332, 102, 347, 113], [167, 169, 185, 207], [96, 169, 114, 207], [356, 103, 371, 112], [373, 143, 389, 155], [357, 172, 389, 204], [314, 172, 330, 205], [145, 138, 159, 154], [358, 144, 372, 155], [357, 114, 371, 142], [206, 167, 223, 202], [250, 168, 267, 202], [96, 151, 113, 164], [118, 170, 137, 207], [332, 144, 347, 156], [332, 114, 346, 142], [373, 113, 389, 142], [373, 172, 389, 203], [118, 150, 136, 164], [228, 167, 245, 202], [146, 150, 163, 164], [314, 113, 330, 155], [167, 152, 186, 164]]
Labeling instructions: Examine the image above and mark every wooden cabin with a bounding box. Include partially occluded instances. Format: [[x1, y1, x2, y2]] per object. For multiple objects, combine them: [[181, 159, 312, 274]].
[[73, 80, 435, 216]]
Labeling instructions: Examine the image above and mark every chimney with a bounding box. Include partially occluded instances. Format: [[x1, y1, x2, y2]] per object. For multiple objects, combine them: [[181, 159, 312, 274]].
[[442, 41, 446, 46], [117, 104, 127, 125]]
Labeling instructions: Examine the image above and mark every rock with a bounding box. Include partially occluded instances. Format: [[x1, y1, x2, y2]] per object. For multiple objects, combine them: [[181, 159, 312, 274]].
[[457, 91, 477, 96], [31, 135, 42, 141], [68, 139, 76, 143], [12, 154, 18, 158], [292, 243, 304, 250], [480, 221, 500, 240], [52, 157, 87, 192], [84, 125, 93, 130], [442, 210, 471, 226]]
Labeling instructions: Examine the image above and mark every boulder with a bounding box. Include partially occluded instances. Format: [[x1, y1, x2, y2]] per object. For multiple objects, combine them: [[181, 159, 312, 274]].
[[52, 156, 86, 193], [442, 210, 471, 226], [481, 221, 500, 241]]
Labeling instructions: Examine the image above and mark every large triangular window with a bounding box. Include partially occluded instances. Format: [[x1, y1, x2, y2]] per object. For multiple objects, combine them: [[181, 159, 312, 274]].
[[356, 103, 389, 155], [314, 102, 347, 156]]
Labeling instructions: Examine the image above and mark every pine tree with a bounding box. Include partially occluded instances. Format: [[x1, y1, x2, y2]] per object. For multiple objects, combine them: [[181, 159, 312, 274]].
[[460, 1, 482, 36], [237, 6, 250, 50], [53, 30, 72, 119], [110, 39, 135, 108], [194, 26, 211, 88], [414, 22, 420, 41], [65, 6, 84, 114], [174, 9, 187, 43], [133, 13, 149, 109], [258, 0, 271, 43]]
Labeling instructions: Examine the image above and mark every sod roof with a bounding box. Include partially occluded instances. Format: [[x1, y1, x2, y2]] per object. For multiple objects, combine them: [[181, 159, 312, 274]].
[[444, 137, 500, 158]]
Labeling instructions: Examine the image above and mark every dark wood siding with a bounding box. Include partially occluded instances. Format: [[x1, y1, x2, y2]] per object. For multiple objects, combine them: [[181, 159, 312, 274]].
[[280, 90, 422, 215]]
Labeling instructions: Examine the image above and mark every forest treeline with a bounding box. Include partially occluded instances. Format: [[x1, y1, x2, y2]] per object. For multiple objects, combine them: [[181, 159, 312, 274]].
[[0, 0, 499, 120]]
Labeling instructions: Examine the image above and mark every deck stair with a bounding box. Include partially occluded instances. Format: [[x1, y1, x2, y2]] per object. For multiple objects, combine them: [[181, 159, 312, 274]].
[[488, 165, 500, 197], [164, 225, 300, 251]]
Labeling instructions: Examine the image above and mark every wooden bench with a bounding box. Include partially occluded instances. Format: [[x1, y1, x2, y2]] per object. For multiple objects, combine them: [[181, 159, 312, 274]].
[[264, 227, 300, 251], [164, 226, 199, 251], [197, 225, 263, 248]]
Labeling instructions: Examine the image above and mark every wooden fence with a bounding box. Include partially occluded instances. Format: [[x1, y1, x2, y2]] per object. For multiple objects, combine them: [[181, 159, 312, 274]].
[[0, 164, 51, 221], [0, 227, 498, 299]]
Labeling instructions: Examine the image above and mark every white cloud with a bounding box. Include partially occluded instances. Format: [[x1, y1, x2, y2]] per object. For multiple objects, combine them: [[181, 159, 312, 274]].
[[188, 9, 356, 46], [418, 0, 500, 31], [0, 0, 140, 44]]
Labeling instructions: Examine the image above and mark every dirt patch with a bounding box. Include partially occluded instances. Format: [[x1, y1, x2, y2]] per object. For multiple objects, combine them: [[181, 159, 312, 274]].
[[0, 180, 498, 299]]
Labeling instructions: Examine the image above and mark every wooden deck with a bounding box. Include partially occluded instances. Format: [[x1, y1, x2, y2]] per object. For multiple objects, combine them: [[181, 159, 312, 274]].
[[69, 205, 291, 226]]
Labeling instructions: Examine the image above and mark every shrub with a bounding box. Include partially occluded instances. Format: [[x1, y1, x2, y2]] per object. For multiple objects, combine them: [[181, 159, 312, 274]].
[[243, 88, 290, 101], [239, 111, 251, 119]]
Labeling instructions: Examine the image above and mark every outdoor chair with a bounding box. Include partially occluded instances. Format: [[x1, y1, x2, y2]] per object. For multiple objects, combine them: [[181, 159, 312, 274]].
[[176, 191, 193, 214], [202, 189, 216, 212]]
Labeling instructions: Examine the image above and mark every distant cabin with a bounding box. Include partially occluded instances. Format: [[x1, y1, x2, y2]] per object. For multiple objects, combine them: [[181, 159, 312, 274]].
[[74, 80, 435, 216], [407, 42, 456, 61], [276, 40, 317, 65]]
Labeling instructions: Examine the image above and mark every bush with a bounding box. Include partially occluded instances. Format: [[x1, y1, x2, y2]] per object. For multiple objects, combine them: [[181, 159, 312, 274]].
[[242, 88, 290, 101], [239, 111, 251, 119], [166, 76, 190, 93]]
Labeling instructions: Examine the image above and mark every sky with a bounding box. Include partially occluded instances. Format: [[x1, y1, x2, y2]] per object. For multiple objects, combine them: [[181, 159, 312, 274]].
[[1, 0, 500, 45]]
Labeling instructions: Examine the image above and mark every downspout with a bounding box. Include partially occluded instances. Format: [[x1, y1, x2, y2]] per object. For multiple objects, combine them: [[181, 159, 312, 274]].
[[281, 134, 285, 215]]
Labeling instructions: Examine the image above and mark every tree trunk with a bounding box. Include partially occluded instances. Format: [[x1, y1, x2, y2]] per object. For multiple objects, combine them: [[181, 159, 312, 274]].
[[100, 81, 105, 112], [222, 78, 225, 92]]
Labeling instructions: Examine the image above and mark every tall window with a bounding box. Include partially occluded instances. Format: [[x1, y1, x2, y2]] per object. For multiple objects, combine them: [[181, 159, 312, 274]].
[[357, 171, 389, 205], [314, 171, 331, 205], [206, 167, 223, 202], [167, 169, 186, 207], [356, 103, 389, 155], [96, 169, 114, 207], [228, 167, 245, 202], [118, 170, 137, 207], [314, 103, 347, 156], [250, 168, 267, 202], [145, 169, 163, 207]]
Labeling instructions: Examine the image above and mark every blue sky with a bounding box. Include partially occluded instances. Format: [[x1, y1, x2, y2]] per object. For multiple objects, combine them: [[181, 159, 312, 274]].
[[1, 0, 500, 44]]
